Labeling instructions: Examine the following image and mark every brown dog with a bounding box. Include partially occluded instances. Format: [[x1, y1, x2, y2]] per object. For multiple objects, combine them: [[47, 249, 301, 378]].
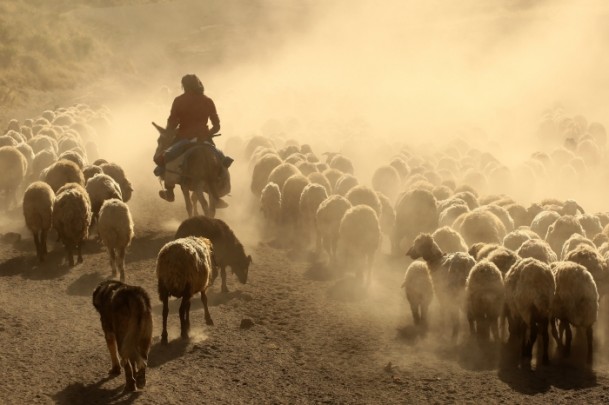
[[92, 280, 153, 392]]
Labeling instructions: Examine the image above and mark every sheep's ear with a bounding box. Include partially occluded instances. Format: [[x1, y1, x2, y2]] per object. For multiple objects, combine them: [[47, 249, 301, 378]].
[[405, 247, 413, 257]]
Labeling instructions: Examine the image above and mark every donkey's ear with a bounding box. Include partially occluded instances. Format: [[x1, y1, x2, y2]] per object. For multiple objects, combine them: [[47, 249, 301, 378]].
[[152, 122, 165, 133]]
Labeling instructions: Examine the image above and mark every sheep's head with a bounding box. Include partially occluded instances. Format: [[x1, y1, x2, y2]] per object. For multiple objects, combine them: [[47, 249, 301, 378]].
[[230, 243, 252, 284], [407, 233, 443, 261], [562, 199, 585, 216]]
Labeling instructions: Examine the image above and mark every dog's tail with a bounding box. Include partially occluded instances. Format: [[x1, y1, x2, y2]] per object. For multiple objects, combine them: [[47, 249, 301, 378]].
[[113, 286, 153, 370]]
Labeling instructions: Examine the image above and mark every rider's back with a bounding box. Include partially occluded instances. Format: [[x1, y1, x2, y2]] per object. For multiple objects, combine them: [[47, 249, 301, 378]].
[[168, 93, 217, 140]]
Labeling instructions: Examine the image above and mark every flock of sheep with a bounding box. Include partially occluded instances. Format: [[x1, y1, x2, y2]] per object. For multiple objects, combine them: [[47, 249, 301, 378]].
[[0, 104, 252, 392], [244, 107, 609, 368]]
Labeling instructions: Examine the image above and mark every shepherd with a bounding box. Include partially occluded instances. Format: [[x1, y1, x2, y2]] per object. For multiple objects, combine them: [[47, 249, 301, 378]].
[[154, 74, 233, 206]]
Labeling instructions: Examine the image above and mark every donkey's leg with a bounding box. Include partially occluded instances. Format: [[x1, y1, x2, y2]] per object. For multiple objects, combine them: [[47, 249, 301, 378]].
[[194, 189, 209, 217], [181, 186, 192, 217]]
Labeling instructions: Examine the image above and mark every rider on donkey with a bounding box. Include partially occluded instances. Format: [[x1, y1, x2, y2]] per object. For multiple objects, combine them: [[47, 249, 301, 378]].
[[155, 74, 233, 204]]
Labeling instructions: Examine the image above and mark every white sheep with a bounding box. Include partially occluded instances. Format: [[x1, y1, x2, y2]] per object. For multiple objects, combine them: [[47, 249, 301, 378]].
[[337, 205, 381, 284], [156, 236, 218, 344], [307, 172, 332, 196], [402, 260, 434, 328], [43, 159, 85, 193], [328, 154, 354, 175], [260, 182, 282, 227], [52, 182, 92, 266], [376, 192, 396, 237], [560, 233, 595, 260], [392, 188, 438, 255], [98, 199, 134, 281], [372, 165, 401, 201], [551, 261, 598, 364], [431, 226, 468, 253], [465, 260, 504, 342], [22, 181, 55, 262], [86, 173, 123, 225], [530, 210, 560, 238], [100, 162, 133, 202], [299, 183, 328, 232], [31, 149, 57, 181], [0, 146, 27, 210], [453, 210, 507, 246], [345, 185, 382, 217], [280, 173, 310, 229], [545, 215, 586, 256], [503, 228, 540, 252], [504, 257, 555, 365], [564, 244, 609, 297], [334, 174, 359, 196], [315, 195, 352, 262], [251, 154, 282, 196]]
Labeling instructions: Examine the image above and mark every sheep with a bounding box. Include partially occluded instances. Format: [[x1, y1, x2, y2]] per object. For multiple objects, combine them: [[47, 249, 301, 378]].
[[58, 150, 86, 169], [100, 162, 133, 202], [530, 210, 561, 238], [505, 204, 532, 228], [83, 165, 103, 182], [15, 142, 35, 172], [0, 146, 27, 210], [267, 162, 300, 190], [477, 204, 514, 233], [516, 238, 557, 264], [503, 228, 540, 252], [453, 210, 507, 246], [322, 168, 343, 191], [334, 174, 359, 196], [432, 226, 468, 253], [593, 233, 609, 248], [504, 258, 555, 365], [345, 185, 382, 217], [402, 260, 434, 328], [244, 135, 275, 159], [28, 135, 58, 154], [438, 203, 470, 228], [299, 183, 329, 238], [377, 192, 396, 236], [92, 280, 153, 392], [560, 233, 595, 260], [337, 205, 381, 284], [98, 199, 134, 281], [452, 191, 479, 210], [465, 260, 505, 342], [296, 160, 317, 176], [372, 165, 401, 201], [86, 173, 123, 226], [22, 181, 55, 262], [52, 182, 92, 266], [280, 173, 310, 230], [486, 247, 520, 274], [389, 157, 410, 181], [156, 236, 218, 344], [174, 216, 251, 293], [307, 172, 332, 195], [260, 182, 282, 227], [577, 214, 603, 239], [564, 245, 609, 296], [468, 243, 501, 260], [545, 215, 586, 256], [550, 261, 599, 364], [43, 159, 85, 193], [432, 185, 452, 201], [315, 195, 352, 262], [329, 154, 354, 174], [0, 135, 17, 147], [31, 149, 57, 180], [250, 154, 282, 196], [392, 189, 438, 255]]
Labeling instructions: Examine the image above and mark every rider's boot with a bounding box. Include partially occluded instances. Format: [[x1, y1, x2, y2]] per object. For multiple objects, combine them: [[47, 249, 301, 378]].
[[159, 185, 175, 202]]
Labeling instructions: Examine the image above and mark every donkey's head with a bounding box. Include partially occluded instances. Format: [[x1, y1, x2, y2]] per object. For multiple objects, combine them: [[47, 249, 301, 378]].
[[152, 122, 174, 157]]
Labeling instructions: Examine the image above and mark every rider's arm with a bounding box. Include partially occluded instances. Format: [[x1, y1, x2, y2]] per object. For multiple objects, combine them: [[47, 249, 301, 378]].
[[208, 98, 220, 135]]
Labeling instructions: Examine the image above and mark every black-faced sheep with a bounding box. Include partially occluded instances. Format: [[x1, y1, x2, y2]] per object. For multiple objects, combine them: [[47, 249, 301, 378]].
[[92, 280, 152, 392], [175, 216, 251, 293], [465, 260, 504, 342], [551, 261, 598, 364], [52, 182, 92, 266], [0, 145, 27, 210], [337, 205, 381, 284], [504, 258, 555, 365], [156, 236, 219, 344], [98, 199, 134, 282], [22, 181, 55, 261], [402, 260, 433, 328]]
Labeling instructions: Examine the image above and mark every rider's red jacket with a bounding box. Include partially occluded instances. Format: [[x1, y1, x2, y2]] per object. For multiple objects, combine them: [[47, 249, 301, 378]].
[[166, 92, 220, 140]]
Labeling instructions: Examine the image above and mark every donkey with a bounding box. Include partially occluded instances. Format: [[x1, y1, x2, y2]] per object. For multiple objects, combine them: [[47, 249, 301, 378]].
[[152, 122, 224, 218]]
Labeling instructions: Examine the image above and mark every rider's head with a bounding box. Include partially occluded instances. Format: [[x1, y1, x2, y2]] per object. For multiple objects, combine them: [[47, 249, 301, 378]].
[[181, 74, 204, 95]]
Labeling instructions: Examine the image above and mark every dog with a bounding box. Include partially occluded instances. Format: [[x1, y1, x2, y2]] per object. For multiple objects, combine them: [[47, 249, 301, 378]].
[[92, 280, 153, 392]]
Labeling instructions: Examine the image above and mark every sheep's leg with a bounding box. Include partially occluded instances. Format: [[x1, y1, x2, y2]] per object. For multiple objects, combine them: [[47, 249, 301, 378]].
[[190, 192, 199, 216], [451, 309, 460, 339], [220, 266, 229, 293], [179, 296, 191, 339], [161, 293, 169, 345], [408, 299, 420, 325], [122, 359, 136, 393], [527, 321, 538, 359], [32, 231, 41, 262], [41, 229, 48, 257], [540, 317, 549, 365], [109, 248, 118, 279], [586, 325, 594, 365], [105, 332, 121, 375], [66, 243, 75, 267], [467, 311, 475, 336], [564, 322, 572, 358], [201, 290, 214, 326], [550, 317, 561, 350], [490, 317, 500, 343], [77, 239, 84, 264], [118, 247, 126, 282], [421, 303, 429, 331], [181, 186, 193, 218]]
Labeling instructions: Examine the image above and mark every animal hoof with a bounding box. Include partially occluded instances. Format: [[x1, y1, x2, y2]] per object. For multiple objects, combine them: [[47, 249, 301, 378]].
[[206, 318, 214, 326], [161, 334, 168, 345], [109, 365, 121, 376], [136, 373, 146, 389], [122, 383, 137, 394]]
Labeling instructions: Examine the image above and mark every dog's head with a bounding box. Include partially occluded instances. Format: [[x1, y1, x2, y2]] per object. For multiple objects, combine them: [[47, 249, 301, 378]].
[[92, 280, 124, 313]]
